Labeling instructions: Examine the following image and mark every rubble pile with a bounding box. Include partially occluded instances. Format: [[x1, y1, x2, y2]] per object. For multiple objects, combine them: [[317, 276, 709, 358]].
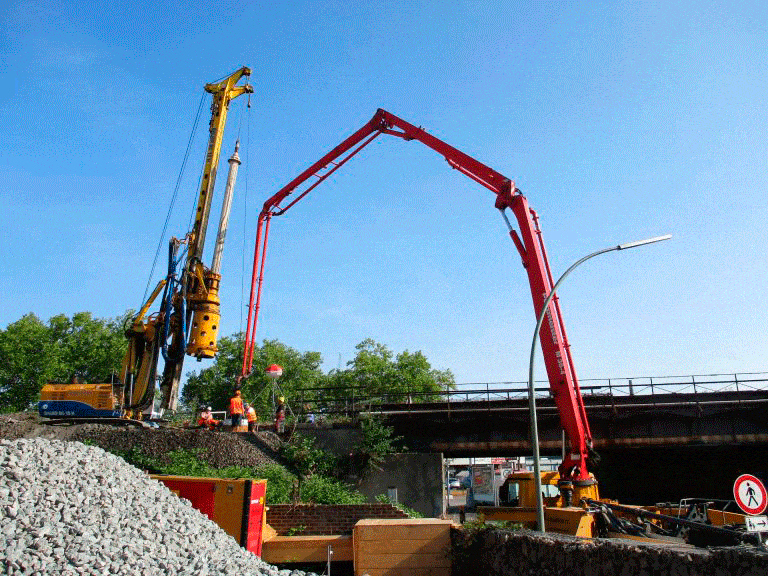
[[70, 425, 281, 469], [0, 413, 283, 471], [0, 438, 316, 576]]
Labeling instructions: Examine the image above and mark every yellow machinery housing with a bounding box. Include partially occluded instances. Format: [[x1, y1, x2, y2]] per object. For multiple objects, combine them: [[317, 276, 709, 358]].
[[477, 471, 754, 543], [39, 381, 121, 419], [477, 471, 601, 538], [37, 69, 252, 423]]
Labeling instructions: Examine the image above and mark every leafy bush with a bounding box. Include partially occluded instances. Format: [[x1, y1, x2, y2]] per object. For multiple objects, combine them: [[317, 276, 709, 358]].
[[280, 433, 339, 477], [286, 525, 307, 536], [106, 446, 366, 505], [375, 493, 422, 518], [300, 475, 366, 505], [164, 449, 223, 476], [358, 415, 403, 470], [254, 462, 295, 504], [462, 513, 522, 535]]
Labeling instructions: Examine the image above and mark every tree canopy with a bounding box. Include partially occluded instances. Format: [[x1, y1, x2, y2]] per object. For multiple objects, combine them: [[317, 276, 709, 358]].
[[181, 335, 325, 420], [1, 310, 455, 418], [0, 312, 129, 412], [183, 336, 455, 421], [328, 338, 455, 401]]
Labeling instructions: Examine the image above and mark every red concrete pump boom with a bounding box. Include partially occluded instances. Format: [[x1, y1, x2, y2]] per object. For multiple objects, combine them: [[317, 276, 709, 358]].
[[242, 108, 596, 484]]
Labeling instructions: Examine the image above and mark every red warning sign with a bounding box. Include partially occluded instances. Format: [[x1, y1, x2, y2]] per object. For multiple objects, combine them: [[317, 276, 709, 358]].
[[733, 474, 767, 515]]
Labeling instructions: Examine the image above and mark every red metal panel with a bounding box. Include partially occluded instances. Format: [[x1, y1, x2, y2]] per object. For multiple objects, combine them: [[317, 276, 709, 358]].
[[244, 480, 268, 555], [156, 478, 216, 519]]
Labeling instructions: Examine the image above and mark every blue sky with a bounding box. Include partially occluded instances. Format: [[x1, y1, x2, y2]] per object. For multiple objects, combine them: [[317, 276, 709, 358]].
[[2, 1, 766, 385]]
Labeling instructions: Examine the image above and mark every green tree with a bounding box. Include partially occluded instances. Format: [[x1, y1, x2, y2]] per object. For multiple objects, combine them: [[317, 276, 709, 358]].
[[0, 314, 60, 412], [337, 338, 455, 402], [393, 349, 454, 401], [345, 339, 395, 396], [0, 311, 129, 413], [181, 334, 243, 412], [281, 434, 339, 478], [357, 415, 405, 471], [181, 335, 326, 421], [48, 311, 129, 382]]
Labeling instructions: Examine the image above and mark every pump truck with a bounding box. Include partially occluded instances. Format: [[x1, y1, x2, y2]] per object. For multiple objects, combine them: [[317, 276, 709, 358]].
[[236, 109, 764, 545], [39, 67, 253, 421], [239, 108, 599, 511]]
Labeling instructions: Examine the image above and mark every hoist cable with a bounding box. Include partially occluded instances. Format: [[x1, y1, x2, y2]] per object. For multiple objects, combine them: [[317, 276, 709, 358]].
[[140, 90, 206, 310], [186, 155, 206, 238], [239, 94, 252, 338], [236, 90, 245, 142]]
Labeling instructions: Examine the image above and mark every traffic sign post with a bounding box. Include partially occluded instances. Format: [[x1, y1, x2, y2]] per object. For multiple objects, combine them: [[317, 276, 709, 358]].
[[733, 474, 768, 516]]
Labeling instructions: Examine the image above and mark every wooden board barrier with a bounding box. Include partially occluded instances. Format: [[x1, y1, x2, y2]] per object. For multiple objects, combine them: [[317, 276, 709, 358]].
[[261, 535, 353, 563], [354, 519, 451, 576]]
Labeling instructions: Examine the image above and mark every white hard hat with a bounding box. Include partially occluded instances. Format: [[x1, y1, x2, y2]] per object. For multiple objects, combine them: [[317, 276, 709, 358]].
[[207, 406, 212, 411]]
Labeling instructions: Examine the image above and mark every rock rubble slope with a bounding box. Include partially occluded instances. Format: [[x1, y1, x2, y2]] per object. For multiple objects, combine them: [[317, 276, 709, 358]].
[[0, 412, 283, 470], [0, 437, 317, 576]]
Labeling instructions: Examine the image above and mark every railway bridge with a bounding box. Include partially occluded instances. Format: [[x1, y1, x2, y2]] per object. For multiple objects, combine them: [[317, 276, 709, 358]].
[[297, 372, 768, 502], [366, 373, 768, 457]]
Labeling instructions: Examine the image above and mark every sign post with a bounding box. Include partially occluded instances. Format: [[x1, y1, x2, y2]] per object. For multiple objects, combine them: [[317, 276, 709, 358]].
[[733, 474, 768, 516]]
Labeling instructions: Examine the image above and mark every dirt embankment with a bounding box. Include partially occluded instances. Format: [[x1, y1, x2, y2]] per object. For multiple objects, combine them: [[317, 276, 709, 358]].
[[0, 412, 285, 470]]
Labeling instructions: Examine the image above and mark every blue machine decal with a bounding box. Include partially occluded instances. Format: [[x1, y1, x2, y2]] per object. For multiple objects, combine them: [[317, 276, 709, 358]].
[[38, 401, 120, 418]]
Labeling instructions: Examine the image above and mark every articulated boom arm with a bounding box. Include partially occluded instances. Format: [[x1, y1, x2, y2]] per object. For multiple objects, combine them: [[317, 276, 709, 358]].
[[242, 109, 594, 482], [504, 195, 595, 482]]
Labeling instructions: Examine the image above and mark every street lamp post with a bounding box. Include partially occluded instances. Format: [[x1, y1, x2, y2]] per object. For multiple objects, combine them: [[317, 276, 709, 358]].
[[528, 234, 671, 532]]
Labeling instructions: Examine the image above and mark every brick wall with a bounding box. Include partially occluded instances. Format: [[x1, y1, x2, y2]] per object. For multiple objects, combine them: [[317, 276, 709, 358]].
[[266, 503, 409, 535]]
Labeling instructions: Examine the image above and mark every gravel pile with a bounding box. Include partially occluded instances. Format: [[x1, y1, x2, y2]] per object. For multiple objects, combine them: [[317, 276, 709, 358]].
[[70, 425, 283, 469], [0, 412, 284, 471], [0, 437, 318, 576]]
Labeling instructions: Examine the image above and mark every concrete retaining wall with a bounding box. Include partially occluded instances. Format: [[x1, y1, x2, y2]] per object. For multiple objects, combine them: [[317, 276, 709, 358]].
[[356, 452, 445, 518], [293, 426, 446, 518], [451, 528, 768, 576]]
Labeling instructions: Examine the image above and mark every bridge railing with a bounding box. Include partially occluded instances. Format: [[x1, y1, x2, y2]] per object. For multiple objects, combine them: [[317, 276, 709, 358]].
[[290, 372, 768, 417], [578, 372, 768, 398]]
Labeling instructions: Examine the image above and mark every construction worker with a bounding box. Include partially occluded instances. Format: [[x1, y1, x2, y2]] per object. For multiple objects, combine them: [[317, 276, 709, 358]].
[[197, 406, 221, 430], [245, 403, 258, 434], [275, 396, 286, 434], [229, 390, 244, 430]]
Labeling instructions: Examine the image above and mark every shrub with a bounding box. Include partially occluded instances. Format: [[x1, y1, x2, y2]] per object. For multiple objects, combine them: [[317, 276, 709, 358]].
[[300, 475, 366, 505], [375, 493, 422, 518], [358, 416, 403, 470], [280, 433, 339, 477], [105, 446, 365, 505]]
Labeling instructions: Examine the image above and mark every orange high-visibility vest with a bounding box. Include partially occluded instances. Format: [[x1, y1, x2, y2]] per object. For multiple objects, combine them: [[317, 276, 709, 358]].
[[229, 396, 244, 415], [246, 407, 257, 422]]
